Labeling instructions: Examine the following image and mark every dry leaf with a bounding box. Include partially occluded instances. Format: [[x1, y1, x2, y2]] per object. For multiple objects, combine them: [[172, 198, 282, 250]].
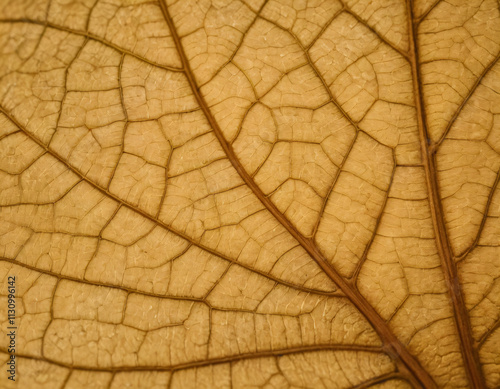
[[0, 0, 499, 388]]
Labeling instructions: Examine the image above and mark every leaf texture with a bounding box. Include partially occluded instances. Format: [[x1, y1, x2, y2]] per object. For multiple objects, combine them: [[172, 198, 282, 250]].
[[0, 0, 499, 388]]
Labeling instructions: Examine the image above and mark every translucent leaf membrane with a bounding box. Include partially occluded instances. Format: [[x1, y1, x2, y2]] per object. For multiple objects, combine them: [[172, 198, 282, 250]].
[[0, 0, 499, 388]]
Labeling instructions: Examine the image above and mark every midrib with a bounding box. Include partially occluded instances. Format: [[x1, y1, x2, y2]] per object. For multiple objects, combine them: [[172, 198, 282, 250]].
[[159, 0, 438, 387], [406, 0, 486, 387]]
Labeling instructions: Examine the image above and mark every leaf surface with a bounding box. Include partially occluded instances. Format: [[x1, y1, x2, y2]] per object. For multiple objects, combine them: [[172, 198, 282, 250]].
[[0, 0, 499, 388]]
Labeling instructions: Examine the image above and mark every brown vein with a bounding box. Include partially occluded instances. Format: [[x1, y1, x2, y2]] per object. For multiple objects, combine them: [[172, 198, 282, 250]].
[[0, 257, 206, 305], [435, 52, 500, 148], [0, 344, 384, 373], [351, 373, 406, 389], [457, 169, 500, 262], [478, 317, 500, 347], [1, 256, 343, 316], [414, 0, 442, 25], [351, 151, 398, 283], [407, 0, 486, 387], [342, 8, 410, 60], [0, 107, 337, 298], [0, 19, 183, 72], [160, 1, 436, 387]]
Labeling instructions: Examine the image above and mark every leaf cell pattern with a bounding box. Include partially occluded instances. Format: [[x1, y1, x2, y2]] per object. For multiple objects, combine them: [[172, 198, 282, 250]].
[[0, 0, 499, 388]]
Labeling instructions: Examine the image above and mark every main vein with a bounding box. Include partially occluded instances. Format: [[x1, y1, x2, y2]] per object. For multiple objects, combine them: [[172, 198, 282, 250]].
[[158, 1, 436, 387], [406, 0, 486, 387]]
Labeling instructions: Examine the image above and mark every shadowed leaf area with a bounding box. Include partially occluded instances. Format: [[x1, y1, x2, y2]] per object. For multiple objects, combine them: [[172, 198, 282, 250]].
[[0, 0, 499, 387]]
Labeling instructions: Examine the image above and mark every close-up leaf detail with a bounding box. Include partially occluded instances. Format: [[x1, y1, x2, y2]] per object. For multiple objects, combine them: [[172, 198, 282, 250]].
[[0, 0, 499, 388]]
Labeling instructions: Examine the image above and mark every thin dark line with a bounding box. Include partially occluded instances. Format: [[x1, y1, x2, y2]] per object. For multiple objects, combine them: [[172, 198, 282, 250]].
[[434, 52, 500, 148], [1, 344, 384, 372], [0, 107, 338, 297], [159, 1, 436, 387], [406, 0, 486, 387], [0, 18, 183, 72]]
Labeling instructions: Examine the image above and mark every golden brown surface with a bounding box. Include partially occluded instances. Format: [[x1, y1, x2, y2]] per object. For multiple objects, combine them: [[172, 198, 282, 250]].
[[0, 0, 499, 387]]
